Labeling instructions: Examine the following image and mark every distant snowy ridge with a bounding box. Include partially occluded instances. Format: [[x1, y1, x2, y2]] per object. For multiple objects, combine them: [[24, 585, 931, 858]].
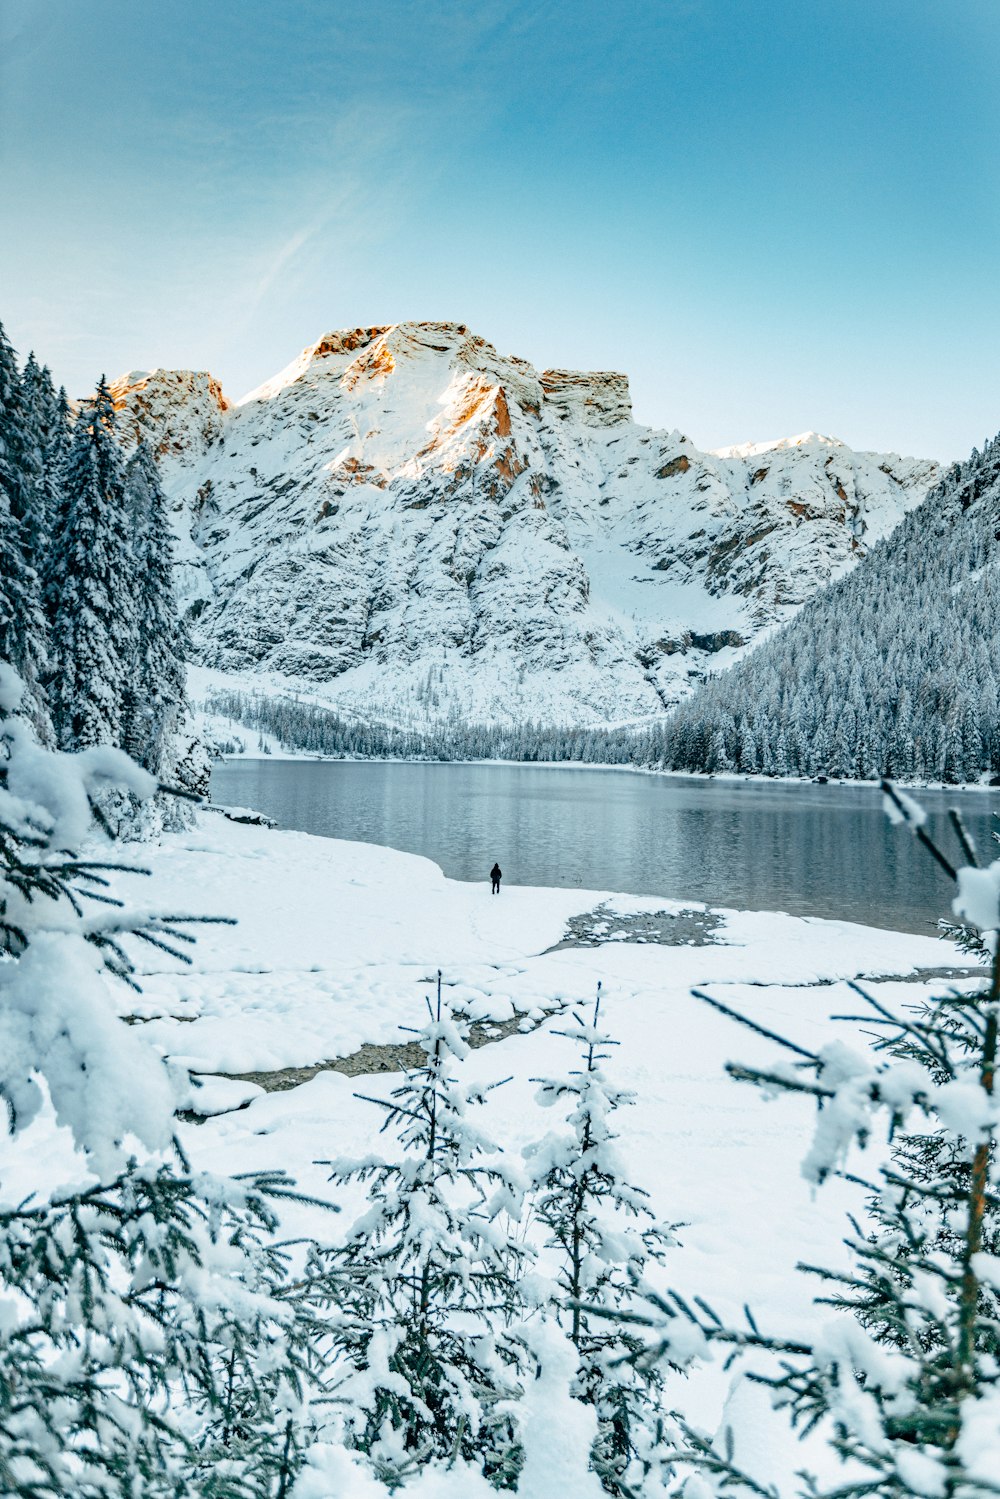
[[111, 322, 938, 726]]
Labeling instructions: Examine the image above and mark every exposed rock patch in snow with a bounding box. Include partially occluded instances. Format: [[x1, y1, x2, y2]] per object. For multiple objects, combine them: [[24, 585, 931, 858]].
[[215, 1006, 546, 1096], [545, 902, 725, 951]]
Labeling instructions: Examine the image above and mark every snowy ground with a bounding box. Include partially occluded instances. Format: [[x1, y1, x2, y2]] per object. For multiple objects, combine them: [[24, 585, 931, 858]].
[[129, 821, 972, 1479], [5, 813, 977, 1490]]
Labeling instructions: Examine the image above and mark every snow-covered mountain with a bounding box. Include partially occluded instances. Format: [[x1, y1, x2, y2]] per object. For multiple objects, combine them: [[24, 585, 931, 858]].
[[111, 322, 938, 725]]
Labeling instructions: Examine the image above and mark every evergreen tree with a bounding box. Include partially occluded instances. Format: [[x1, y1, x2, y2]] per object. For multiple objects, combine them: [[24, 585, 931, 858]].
[[23, 359, 69, 592], [740, 725, 759, 775], [311, 977, 530, 1486], [774, 726, 789, 778], [17, 352, 53, 571], [12, 350, 45, 572], [0, 322, 48, 721], [41, 383, 73, 621], [708, 727, 733, 774], [49, 377, 136, 750], [122, 440, 186, 773], [524, 988, 675, 1492]]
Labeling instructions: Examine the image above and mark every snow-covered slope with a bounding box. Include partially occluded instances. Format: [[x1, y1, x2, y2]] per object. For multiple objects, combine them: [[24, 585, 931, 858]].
[[111, 323, 938, 726]]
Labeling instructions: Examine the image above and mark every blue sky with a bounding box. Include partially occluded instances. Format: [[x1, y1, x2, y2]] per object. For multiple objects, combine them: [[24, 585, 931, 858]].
[[1, 0, 997, 459]]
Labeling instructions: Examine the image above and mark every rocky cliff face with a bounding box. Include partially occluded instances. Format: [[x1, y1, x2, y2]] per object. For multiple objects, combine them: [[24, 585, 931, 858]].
[[111, 322, 938, 726]]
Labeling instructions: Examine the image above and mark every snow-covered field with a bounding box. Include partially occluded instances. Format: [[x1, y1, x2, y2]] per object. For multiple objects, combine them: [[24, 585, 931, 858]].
[[7, 810, 965, 1490]]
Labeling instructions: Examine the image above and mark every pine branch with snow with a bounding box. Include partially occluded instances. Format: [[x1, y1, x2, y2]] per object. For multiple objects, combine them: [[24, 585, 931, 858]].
[[0, 1158, 333, 1499]]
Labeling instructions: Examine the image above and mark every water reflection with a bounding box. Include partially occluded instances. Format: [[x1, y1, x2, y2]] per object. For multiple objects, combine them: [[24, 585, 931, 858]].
[[210, 761, 997, 935]]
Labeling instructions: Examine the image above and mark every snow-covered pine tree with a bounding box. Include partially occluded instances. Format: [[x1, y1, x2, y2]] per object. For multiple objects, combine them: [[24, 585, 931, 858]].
[[831, 800, 1000, 1413], [708, 727, 733, 775], [311, 976, 531, 1487], [183, 1208, 333, 1499], [524, 986, 675, 1493], [122, 440, 187, 774], [1, 1157, 331, 1499], [41, 382, 73, 622], [0, 661, 331, 1498], [17, 352, 54, 573], [0, 322, 48, 725], [0, 480, 27, 681], [48, 376, 137, 751], [21, 356, 69, 592], [616, 785, 1000, 1498]]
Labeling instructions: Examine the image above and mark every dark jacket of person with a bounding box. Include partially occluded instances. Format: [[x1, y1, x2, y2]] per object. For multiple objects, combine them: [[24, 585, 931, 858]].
[[490, 864, 502, 882]]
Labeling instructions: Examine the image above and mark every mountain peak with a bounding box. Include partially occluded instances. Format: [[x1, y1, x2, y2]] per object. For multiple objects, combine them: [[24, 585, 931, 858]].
[[539, 368, 632, 427], [236, 321, 634, 429], [711, 431, 845, 460], [109, 367, 229, 460], [109, 323, 939, 724]]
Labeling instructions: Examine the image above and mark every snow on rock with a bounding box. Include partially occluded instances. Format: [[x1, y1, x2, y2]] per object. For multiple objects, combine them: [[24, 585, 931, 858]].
[[186, 1074, 265, 1117], [108, 322, 939, 727], [110, 368, 230, 462], [538, 367, 632, 428]]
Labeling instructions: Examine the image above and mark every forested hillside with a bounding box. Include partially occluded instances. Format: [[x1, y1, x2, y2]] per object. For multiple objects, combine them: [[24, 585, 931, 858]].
[[203, 686, 648, 765], [656, 435, 1000, 782]]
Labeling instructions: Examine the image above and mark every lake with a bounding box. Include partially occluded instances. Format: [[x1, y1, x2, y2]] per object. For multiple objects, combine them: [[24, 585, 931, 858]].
[[209, 760, 998, 935]]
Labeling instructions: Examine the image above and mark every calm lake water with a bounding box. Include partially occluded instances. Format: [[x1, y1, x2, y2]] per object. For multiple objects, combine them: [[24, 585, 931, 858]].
[[210, 760, 998, 935]]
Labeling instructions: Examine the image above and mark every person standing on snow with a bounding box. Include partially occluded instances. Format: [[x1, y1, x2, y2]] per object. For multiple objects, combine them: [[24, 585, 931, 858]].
[[490, 862, 502, 895]]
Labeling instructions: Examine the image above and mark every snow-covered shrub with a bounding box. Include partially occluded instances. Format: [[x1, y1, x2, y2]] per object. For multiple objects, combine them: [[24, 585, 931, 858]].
[[619, 786, 1000, 1497], [311, 977, 532, 1487], [524, 987, 676, 1493], [0, 663, 329, 1497], [0, 1161, 329, 1499]]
